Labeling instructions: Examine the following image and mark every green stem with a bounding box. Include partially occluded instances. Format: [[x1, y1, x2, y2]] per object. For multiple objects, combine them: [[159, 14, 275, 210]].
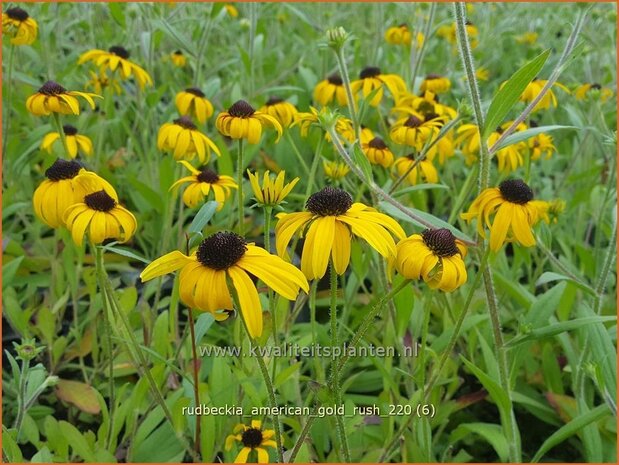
[[410, 3, 436, 88], [237, 139, 245, 235], [2, 44, 15, 158], [13, 358, 30, 441], [187, 309, 202, 459], [334, 47, 360, 141], [304, 137, 324, 198], [51, 113, 72, 159], [285, 131, 310, 174], [193, 4, 214, 87]]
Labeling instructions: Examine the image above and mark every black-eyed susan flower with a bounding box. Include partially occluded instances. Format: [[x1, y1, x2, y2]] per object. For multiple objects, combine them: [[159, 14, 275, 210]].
[[41, 125, 93, 159], [461, 179, 550, 252], [390, 113, 442, 149], [224, 3, 239, 18], [529, 132, 556, 160], [275, 186, 405, 280], [78, 46, 153, 89], [170, 161, 237, 209], [362, 136, 394, 168], [395, 228, 467, 292], [385, 23, 424, 48], [216, 100, 283, 144], [140, 232, 309, 338], [476, 66, 490, 81], [26, 81, 100, 116], [437, 21, 478, 49], [247, 170, 299, 207], [518, 79, 570, 112], [574, 83, 614, 102], [32, 159, 113, 228], [455, 122, 527, 171], [85, 70, 122, 95], [2, 7, 37, 45], [170, 50, 186, 67], [394, 154, 438, 185], [225, 420, 276, 464], [419, 74, 451, 94], [425, 130, 455, 165], [323, 160, 350, 182], [175, 88, 215, 124], [157, 116, 221, 163], [351, 66, 407, 107], [64, 188, 137, 247], [313, 73, 348, 107], [515, 32, 538, 45], [259, 97, 298, 128], [393, 91, 457, 122]]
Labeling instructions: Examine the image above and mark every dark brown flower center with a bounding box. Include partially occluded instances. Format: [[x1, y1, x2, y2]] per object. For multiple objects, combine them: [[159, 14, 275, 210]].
[[404, 115, 423, 128], [398, 23, 408, 28], [197, 169, 220, 184], [406, 153, 417, 161], [422, 228, 459, 257], [327, 73, 343, 85], [109, 46, 130, 59], [266, 96, 284, 106], [196, 232, 247, 270], [63, 125, 78, 136], [368, 137, 387, 150], [84, 190, 116, 212], [174, 50, 183, 55], [499, 179, 534, 205], [39, 81, 66, 96], [186, 87, 205, 97], [360, 66, 381, 79], [590, 83, 602, 90], [228, 100, 255, 118], [424, 112, 440, 122], [241, 428, 263, 449], [173, 116, 197, 130], [425, 74, 442, 80], [306, 186, 352, 217], [45, 159, 82, 181], [6, 7, 29, 21]]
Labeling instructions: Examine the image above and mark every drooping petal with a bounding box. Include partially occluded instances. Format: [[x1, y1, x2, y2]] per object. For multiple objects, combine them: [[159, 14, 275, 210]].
[[140, 251, 195, 281], [227, 266, 263, 338]]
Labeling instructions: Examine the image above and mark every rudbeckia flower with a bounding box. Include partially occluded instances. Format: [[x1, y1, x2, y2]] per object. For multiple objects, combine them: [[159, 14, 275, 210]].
[[85, 70, 122, 95], [395, 228, 467, 292], [390, 113, 442, 149], [437, 21, 478, 49], [461, 179, 550, 252], [170, 50, 186, 67], [175, 88, 215, 124], [247, 170, 299, 207], [384, 24, 424, 48], [323, 160, 350, 182], [313, 73, 348, 106], [259, 97, 298, 128], [225, 420, 276, 464], [2, 7, 37, 45], [41, 125, 93, 159], [518, 79, 570, 112], [275, 186, 405, 280], [362, 136, 394, 168], [424, 131, 455, 165], [78, 46, 153, 89], [26, 81, 100, 116], [32, 159, 113, 228], [224, 3, 239, 18], [529, 132, 555, 160], [351, 66, 407, 107], [574, 83, 614, 102], [393, 91, 457, 122], [157, 116, 221, 163], [171, 161, 237, 209], [419, 74, 451, 94], [64, 188, 137, 247], [394, 154, 438, 185], [216, 100, 283, 144], [140, 232, 309, 338]]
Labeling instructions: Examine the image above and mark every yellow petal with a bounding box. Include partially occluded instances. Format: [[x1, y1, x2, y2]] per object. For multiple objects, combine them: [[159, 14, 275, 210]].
[[228, 266, 263, 339], [140, 251, 195, 282]]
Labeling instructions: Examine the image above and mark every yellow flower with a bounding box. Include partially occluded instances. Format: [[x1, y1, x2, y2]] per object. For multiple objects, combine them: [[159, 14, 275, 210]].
[[175, 88, 215, 124], [529, 132, 556, 160], [32, 160, 114, 228], [140, 232, 309, 338], [476, 66, 490, 81], [425, 130, 455, 165], [461, 179, 550, 252], [395, 228, 467, 292], [313, 73, 348, 106], [170, 161, 237, 209], [78, 46, 153, 89], [225, 420, 276, 464], [216, 100, 283, 144], [437, 22, 478, 49], [323, 160, 350, 181], [384, 24, 424, 48], [224, 3, 239, 18], [394, 154, 438, 185], [351, 66, 407, 106], [2, 7, 37, 45], [362, 136, 394, 168], [247, 170, 299, 207], [518, 79, 570, 112], [26, 81, 100, 116], [157, 116, 221, 163], [275, 186, 405, 280], [393, 91, 457, 121], [574, 83, 614, 102], [170, 50, 186, 67], [548, 199, 565, 223], [419, 74, 451, 94], [390, 113, 443, 149], [85, 70, 122, 95], [515, 32, 538, 45], [41, 125, 93, 159], [259, 97, 298, 128]]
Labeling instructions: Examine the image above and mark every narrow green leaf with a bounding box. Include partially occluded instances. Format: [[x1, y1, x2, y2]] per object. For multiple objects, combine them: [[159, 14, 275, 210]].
[[352, 144, 374, 184], [194, 312, 215, 343], [449, 423, 509, 462], [188, 201, 218, 234], [108, 3, 125, 27], [483, 49, 551, 139], [492, 125, 575, 152], [102, 244, 149, 264], [392, 183, 449, 197], [58, 421, 96, 462]]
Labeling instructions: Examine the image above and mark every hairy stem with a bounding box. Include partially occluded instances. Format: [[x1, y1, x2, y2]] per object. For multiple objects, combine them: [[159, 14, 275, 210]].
[[188, 309, 201, 458], [237, 139, 245, 235]]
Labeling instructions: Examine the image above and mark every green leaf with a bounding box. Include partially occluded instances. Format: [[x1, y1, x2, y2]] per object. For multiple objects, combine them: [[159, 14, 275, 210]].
[[531, 404, 611, 462], [392, 183, 449, 197], [449, 423, 509, 462], [2, 256, 24, 289], [188, 201, 218, 234], [194, 312, 215, 343], [483, 49, 551, 139], [351, 144, 374, 184], [58, 421, 96, 462], [102, 244, 149, 264], [108, 3, 125, 27], [492, 125, 576, 152], [535, 271, 595, 294]]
